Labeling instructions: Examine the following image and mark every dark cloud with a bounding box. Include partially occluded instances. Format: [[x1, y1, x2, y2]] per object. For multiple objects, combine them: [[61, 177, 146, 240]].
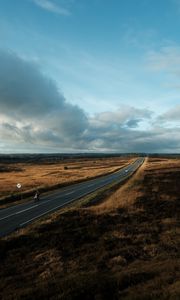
[[0, 50, 88, 149], [0, 49, 179, 153], [83, 125, 180, 153], [0, 50, 65, 120], [125, 119, 141, 128]]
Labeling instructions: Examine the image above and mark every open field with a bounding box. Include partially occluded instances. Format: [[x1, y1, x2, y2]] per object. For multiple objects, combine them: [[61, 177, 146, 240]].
[[0, 158, 179, 299], [0, 157, 134, 204]]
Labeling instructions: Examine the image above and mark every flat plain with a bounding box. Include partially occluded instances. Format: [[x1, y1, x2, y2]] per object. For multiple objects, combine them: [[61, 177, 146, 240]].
[[0, 157, 179, 299], [0, 157, 133, 204]]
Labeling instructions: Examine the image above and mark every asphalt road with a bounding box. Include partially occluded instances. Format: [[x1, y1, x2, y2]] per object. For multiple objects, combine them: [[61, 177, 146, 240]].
[[0, 157, 144, 237]]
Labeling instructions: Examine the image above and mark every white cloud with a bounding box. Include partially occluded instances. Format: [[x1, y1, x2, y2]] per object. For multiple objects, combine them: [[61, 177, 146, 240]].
[[147, 46, 180, 73], [122, 26, 158, 50], [0, 49, 180, 153], [146, 44, 180, 98], [32, 0, 71, 15], [159, 105, 180, 122]]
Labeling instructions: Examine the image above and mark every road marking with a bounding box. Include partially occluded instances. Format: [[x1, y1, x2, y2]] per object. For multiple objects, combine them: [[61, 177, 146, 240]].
[[15, 205, 38, 214], [0, 204, 38, 221], [0, 159, 144, 230], [19, 198, 78, 226], [20, 178, 127, 227], [64, 191, 74, 195]]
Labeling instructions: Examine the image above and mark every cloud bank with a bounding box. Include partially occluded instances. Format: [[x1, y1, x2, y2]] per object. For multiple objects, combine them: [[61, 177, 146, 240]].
[[0, 50, 179, 153]]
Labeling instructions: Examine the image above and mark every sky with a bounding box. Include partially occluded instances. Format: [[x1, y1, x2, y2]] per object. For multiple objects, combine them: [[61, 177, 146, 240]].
[[0, 0, 180, 153]]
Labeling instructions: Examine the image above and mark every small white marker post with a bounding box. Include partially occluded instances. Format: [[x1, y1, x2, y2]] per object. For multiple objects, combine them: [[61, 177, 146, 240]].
[[17, 183, 21, 189], [17, 183, 22, 201]]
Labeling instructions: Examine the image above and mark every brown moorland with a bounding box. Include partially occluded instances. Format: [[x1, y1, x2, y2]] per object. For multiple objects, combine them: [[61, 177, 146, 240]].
[[0, 157, 133, 206], [0, 158, 179, 299]]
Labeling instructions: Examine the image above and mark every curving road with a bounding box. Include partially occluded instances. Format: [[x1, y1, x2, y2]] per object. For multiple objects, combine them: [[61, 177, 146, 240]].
[[0, 157, 144, 237]]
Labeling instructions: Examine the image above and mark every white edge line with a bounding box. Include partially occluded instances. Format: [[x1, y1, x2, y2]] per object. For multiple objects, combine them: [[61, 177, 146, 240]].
[[64, 191, 74, 195], [0, 204, 38, 221], [1, 159, 143, 226], [19, 198, 78, 227]]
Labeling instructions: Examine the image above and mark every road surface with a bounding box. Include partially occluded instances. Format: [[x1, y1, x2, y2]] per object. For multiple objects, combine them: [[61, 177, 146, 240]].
[[0, 157, 144, 237]]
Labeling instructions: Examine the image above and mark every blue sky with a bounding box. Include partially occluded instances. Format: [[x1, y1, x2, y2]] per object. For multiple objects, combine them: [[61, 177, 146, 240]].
[[0, 0, 180, 152]]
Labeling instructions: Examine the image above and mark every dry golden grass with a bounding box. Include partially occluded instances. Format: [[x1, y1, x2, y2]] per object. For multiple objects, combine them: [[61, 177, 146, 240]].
[[0, 157, 179, 300], [91, 157, 148, 213], [0, 157, 134, 201]]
